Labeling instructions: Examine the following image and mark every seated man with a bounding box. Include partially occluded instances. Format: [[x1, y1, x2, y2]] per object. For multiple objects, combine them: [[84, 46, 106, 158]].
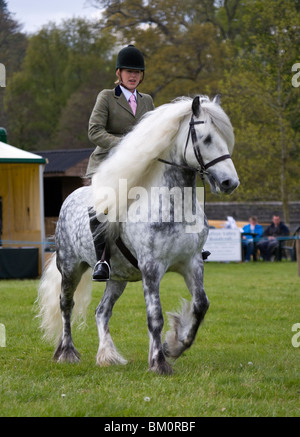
[[242, 216, 263, 261], [256, 214, 289, 261]]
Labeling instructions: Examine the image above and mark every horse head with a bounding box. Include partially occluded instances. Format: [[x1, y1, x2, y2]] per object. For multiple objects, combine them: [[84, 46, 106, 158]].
[[182, 95, 239, 195]]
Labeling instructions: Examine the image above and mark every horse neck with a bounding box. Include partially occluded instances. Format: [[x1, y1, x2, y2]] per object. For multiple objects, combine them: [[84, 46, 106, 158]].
[[159, 142, 197, 190], [160, 161, 197, 190]]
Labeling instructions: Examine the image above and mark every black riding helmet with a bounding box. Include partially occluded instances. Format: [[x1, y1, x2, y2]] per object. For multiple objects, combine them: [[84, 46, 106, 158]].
[[116, 45, 145, 71]]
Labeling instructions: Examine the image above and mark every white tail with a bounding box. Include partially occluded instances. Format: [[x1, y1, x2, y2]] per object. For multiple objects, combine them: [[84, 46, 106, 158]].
[[36, 253, 92, 343]]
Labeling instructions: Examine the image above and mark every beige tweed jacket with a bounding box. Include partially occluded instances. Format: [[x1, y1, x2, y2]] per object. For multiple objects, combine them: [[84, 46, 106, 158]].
[[86, 85, 154, 177]]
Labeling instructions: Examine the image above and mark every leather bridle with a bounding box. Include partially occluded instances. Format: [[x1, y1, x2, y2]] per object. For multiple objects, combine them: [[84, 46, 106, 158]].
[[158, 114, 232, 182]]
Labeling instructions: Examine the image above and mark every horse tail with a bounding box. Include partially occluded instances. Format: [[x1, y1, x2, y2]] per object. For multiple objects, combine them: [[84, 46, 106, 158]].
[[36, 253, 92, 343]]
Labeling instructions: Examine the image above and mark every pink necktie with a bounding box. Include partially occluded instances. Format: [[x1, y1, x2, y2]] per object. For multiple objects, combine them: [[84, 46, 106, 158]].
[[129, 94, 137, 115]]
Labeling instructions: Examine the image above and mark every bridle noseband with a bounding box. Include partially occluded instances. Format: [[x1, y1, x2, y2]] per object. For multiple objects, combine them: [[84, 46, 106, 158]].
[[158, 114, 231, 181]]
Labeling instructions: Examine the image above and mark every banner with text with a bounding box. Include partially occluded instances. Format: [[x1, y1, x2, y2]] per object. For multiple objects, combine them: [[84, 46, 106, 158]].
[[203, 229, 242, 262]]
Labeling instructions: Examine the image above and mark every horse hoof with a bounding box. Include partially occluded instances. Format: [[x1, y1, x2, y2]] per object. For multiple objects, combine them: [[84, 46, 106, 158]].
[[96, 349, 127, 367], [53, 345, 81, 363], [149, 361, 173, 375]]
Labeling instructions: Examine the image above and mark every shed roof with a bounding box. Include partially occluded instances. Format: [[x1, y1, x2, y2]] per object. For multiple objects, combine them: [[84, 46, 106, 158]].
[[38, 149, 93, 174]]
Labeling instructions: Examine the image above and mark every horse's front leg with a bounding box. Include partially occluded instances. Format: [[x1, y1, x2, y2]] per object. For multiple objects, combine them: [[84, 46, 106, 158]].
[[163, 255, 209, 359], [141, 263, 173, 375]]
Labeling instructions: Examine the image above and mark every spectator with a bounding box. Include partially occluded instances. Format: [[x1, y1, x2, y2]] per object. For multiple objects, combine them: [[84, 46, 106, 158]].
[[225, 216, 238, 229], [256, 214, 289, 261], [242, 216, 263, 261]]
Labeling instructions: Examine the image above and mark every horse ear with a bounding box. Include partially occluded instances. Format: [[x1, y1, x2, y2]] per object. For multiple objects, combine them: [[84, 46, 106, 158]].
[[213, 94, 221, 105], [192, 96, 201, 117]]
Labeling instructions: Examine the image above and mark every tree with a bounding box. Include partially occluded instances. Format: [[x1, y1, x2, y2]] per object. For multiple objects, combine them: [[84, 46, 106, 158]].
[[90, 0, 233, 102], [54, 69, 113, 150], [220, 0, 300, 223], [0, 0, 27, 133], [4, 19, 115, 150]]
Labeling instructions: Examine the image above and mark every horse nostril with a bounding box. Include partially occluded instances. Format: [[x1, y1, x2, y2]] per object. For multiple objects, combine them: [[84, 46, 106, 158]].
[[221, 179, 232, 188], [221, 179, 239, 191]]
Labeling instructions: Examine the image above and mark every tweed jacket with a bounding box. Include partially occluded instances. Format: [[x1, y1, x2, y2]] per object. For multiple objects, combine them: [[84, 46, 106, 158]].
[[86, 85, 154, 176]]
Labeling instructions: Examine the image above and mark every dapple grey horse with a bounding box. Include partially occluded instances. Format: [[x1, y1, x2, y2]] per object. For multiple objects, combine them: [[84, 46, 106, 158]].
[[37, 95, 239, 374]]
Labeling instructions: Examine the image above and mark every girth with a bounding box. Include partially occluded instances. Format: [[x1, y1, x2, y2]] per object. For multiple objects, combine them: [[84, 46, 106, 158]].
[[115, 236, 139, 270]]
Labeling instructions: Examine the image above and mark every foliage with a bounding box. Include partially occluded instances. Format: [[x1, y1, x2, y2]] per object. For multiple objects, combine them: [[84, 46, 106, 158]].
[[216, 0, 300, 218], [0, 263, 299, 417], [4, 19, 115, 150], [0, 0, 27, 128], [94, 0, 232, 103]]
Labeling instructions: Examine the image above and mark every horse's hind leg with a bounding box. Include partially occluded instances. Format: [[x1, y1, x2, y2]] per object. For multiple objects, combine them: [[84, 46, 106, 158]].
[[53, 264, 86, 363], [163, 255, 209, 359], [95, 280, 128, 367]]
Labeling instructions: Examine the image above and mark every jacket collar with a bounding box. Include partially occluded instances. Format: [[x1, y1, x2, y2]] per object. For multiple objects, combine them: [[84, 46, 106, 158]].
[[115, 85, 142, 99], [115, 85, 122, 97], [114, 85, 145, 118]]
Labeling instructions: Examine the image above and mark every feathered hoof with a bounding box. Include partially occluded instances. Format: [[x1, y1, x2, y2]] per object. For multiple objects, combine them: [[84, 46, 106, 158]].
[[53, 343, 81, 363], [162, 336, 187, 359], [96, 347, 127, 367], [149, 360, 173, 375]]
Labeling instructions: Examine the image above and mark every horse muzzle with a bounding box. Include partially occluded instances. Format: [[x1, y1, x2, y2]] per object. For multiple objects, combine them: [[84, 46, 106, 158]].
[[208, 172, 240, 195]]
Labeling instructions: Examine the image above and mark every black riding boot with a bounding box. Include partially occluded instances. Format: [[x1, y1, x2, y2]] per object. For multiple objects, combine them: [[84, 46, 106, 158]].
[[89, 208, 111, 282]]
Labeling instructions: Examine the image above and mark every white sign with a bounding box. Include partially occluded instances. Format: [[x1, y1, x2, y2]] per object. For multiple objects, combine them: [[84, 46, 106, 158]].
[[203, 229, 242, 262]]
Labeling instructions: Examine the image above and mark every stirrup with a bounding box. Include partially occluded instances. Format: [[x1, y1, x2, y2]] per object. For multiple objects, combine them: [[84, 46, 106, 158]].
[[92, 260, 111, 282]]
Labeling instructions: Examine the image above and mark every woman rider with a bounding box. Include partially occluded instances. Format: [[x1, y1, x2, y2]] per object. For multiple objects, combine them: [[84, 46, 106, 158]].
[[87, 45, 154, 281]]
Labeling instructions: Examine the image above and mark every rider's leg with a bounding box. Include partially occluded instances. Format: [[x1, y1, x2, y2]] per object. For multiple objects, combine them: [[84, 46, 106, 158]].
[[89, 208, 111, 281]]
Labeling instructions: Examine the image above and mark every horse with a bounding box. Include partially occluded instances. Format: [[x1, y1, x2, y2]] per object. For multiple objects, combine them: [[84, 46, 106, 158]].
[[37, 95, 239, 375]]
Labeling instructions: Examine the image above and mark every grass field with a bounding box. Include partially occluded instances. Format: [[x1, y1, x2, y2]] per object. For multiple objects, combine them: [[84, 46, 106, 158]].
[[0, 261, 299, 417]]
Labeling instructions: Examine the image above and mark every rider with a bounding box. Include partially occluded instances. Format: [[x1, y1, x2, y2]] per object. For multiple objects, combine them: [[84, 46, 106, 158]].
[[86, 45, 155, 281]]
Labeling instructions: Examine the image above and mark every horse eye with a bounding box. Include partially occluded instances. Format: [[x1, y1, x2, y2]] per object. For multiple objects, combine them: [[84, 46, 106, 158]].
[[203, 134, 212, 145]]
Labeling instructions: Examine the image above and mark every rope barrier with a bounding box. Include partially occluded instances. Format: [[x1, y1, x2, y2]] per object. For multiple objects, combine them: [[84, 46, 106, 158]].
[[0, 240, 54, 247]]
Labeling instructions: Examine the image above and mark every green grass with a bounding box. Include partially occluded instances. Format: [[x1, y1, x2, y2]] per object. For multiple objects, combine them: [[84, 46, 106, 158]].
[[0, 262, 299, 417]]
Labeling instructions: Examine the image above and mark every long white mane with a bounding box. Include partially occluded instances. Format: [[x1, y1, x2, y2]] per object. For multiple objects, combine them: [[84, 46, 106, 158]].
[[91, 96, 234, 219]]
